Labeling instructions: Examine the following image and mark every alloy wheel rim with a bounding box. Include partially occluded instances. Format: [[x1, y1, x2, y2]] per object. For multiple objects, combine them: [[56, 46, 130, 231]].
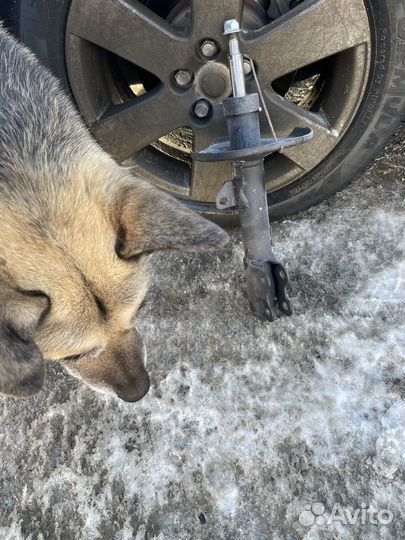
[[65, 0, 371, 207]]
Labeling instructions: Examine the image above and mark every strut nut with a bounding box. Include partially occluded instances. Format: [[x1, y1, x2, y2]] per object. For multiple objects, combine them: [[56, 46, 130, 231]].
[[224, 19, 242, 35], [174, 70, 193, 87], [193, 100, 211, 119], [201, 39, 218, 58]]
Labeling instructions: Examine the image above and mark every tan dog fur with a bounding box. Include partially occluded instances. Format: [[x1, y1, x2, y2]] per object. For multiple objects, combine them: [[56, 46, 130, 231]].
[[0, 25, 228, 401]]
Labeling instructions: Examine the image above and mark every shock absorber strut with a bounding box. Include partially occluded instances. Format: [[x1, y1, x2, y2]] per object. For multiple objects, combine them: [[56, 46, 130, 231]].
[[193, 19, 313, 322]]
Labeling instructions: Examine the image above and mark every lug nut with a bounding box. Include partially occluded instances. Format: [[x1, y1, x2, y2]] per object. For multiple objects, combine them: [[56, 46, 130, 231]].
[[193, 100, 211, 119], [174, 70, 193, 87], [201, 39, 218, 58], [243, 59, 252, 75]]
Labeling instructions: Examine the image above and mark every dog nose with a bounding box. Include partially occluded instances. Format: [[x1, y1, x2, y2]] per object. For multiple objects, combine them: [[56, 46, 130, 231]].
[[116, 372, 150, 402]]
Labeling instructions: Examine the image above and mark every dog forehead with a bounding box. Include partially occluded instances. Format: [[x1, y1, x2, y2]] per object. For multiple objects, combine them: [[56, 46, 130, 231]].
[[35, 253, 148, 343], [2, 195, 144, 290]]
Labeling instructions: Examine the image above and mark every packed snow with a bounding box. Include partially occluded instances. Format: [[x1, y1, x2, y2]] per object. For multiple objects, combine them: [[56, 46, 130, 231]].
[[0, 129, 404, 540]]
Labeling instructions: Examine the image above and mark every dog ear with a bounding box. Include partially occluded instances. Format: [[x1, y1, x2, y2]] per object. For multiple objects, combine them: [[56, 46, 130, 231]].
[[0, 274, 48, 398], [112, 179, 229, 258]]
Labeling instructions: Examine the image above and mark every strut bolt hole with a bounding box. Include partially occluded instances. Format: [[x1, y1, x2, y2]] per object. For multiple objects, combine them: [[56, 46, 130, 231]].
[[219, 197, 228, 206], [174, 70, 193, 87], [201, 39, 219, 58], [193, 100, 212, 119]]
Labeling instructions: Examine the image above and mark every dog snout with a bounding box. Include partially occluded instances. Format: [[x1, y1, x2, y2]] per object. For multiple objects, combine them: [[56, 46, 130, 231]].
[[115, 368, 150, 402]]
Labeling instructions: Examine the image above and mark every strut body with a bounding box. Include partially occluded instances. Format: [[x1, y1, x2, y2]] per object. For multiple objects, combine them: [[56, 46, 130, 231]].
[[193, 19, 313, 321]]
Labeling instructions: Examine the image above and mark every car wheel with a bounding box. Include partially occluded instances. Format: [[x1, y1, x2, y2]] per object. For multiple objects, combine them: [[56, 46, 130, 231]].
[[7, 0, 405, 224]]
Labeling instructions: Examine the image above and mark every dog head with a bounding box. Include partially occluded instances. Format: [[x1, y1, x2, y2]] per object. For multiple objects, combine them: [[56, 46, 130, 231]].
[[0, 159, 228, 401]]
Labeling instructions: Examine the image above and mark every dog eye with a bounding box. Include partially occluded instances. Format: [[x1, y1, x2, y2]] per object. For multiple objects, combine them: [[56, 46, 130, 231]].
[[63, 348, 102, 362], [130, 254, 143, 263], [63, 353, 83, 362]]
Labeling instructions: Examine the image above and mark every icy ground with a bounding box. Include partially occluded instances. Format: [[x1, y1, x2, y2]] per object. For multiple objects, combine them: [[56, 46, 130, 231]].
[[1, 129, 405, 540]]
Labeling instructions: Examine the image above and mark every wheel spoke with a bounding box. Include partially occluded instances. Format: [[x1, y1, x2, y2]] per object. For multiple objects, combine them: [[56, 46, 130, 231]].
[[190, 111, 231, 202], [262, 92, 339, 171], [68, 0, 186, 81], [244, 0, 370, 84], [191, 0, 244, 38], [91, 88, 189, 162]]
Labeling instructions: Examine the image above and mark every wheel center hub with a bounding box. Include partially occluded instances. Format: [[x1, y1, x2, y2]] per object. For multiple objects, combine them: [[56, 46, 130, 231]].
[[196, 63, 232, 101], [167, 0, 267, 102]]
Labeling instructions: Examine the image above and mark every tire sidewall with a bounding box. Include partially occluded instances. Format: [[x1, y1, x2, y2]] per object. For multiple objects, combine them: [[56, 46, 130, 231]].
[[18, 0, 73, 89], [265, 0, 405, 219]]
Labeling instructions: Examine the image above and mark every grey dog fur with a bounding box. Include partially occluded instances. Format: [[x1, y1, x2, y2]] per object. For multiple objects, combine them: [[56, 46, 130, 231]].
[[0, 23, 228, 399]]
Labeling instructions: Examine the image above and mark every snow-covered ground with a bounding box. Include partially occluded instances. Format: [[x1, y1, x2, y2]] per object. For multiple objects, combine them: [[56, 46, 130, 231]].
[[1, 129, 404, 540]]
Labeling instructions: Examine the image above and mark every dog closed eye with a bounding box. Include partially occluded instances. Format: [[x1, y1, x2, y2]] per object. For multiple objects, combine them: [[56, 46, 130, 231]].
[[63, 353, 85, 362], [62, 347, 104, 363]]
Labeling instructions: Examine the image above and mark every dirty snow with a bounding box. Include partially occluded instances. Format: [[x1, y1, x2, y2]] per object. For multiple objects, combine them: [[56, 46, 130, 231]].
[[1, 128, 404, 540]]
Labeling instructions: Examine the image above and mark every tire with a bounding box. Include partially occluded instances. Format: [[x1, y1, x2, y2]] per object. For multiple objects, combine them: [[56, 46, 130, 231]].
[[3, 0, 405, 224]]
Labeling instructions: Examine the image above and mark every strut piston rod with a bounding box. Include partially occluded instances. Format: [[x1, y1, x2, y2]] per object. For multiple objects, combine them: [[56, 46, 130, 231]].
[[193, 19, 313, 322]]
